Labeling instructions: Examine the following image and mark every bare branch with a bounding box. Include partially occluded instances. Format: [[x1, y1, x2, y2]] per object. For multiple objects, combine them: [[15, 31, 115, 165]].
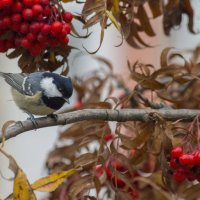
[[1, 108, 200, 142]]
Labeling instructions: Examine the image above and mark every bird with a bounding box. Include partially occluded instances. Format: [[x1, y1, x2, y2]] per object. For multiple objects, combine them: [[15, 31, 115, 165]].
[[0, 71, 73, 122]]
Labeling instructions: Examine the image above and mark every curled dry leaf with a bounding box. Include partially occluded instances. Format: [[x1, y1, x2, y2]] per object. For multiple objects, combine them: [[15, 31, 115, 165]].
[[68, 175, 95, 199], [74, 153, 98, 169], [1, 120, 15, 148], [163, 0, 194, 35]]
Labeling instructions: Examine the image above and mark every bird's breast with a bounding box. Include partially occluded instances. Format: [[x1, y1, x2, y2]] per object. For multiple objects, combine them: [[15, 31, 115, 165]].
[[11, 89, 56, 115]]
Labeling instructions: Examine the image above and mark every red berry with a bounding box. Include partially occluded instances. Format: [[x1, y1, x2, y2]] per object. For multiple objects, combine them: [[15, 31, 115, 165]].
[[12, 2, 23, 13], [30, 22, 42, 33], [73, 101, 82, 109], [29, 42, 44, 56], [104, 133, 113, 142], [26, 32, 36, 42], [21, 38, 31, 49], [43, 5, 51, 16], [11, 23, 20, 31], [51, 21, 63, 35], [0, 2, 3, 9], [59, 32, 66, 41], [11, 14, 22, 24], [37, 33, 47, 43], [20, 22, 29, 34], [170, 159, 179, 169], [2, 17, 11, 28], [111, 176, 126, 188], [105, 161, 128, 188], [129, 190, 138, 199], [2, 0, 13, 8], [36, 14, 44, 22], [194, 151, 200, 165], [32, 4, 43, 16], [95, 165, 104, 177], [0, 20, 5, 30], [62, 12, 73, 23], [171, 146, 183, 158], [63, 37, 69, 45], [62, 23, 71, 34], [179, 154, 195, 167], [187, 171, 196, 181], [0, 46, 7, 52], [23, 8, 33, 21], [41, 24, 51, 35], [173, 171, 186, 183], [110, 160, 126, 172], [41, 0, 49, 5], [105, 167, 112, 180], [49, 38, 58, 47], [23, 0, 33, 7], [33, 0, 41, 3]]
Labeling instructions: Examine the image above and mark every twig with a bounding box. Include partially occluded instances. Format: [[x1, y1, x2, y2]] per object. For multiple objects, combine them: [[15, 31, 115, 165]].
[[1, 108, 200, 142]]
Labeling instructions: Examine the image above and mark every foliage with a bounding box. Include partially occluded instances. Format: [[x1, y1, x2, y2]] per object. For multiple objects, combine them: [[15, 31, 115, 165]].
[[1, 0, 200, 200]]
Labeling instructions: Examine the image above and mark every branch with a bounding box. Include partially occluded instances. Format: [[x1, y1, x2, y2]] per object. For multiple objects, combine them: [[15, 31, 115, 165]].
[[1, 108, 200, 142]]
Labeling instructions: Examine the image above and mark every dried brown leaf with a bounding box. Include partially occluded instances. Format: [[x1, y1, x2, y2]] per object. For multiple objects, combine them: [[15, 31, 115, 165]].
[[137, 5, 155, 36], [6, 48, 24, 59], [1, 120, 15, 148], [148, 0, 162, 18], [74, 153, 98, 169], [68, 175, 94, 199]]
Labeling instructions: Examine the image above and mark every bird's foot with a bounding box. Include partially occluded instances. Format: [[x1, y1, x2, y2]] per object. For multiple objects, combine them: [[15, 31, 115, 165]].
[[24, 111, 38, 130], [47, 114, 58, 121]]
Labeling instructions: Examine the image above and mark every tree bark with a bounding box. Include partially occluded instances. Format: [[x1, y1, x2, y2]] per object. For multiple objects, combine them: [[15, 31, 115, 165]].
[[1, 108, 200, 142]]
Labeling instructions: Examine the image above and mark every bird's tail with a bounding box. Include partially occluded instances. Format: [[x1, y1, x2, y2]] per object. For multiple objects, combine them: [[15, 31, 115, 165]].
[[0, 72, 4, 77]]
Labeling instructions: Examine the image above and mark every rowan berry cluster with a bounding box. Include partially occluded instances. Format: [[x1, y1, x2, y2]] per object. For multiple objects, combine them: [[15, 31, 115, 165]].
[[170, 146, 200, 183], [0, 0, 72, 56]]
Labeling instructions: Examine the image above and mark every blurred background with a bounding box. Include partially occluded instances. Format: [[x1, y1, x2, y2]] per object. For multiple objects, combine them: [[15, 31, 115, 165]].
[[1, 1, 200, 199]]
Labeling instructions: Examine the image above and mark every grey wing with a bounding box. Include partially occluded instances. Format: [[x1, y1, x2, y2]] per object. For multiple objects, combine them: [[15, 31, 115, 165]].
[[23, 72, 44, 95], [0, 72, 28, 95], [0, 72, 43, 96]]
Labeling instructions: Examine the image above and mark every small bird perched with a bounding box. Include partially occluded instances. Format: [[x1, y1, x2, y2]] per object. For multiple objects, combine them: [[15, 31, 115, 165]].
[[0, 72, 73, 118]]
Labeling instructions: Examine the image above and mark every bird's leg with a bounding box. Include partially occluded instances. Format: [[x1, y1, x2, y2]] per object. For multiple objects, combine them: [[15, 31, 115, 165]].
[[24, 111, 38, 129], [47, 114, 58, 121]]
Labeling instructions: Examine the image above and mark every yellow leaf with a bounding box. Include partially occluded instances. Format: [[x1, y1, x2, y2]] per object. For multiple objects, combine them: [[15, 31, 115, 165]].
[[111, 0, 120, 17], [0, 149, 36, 200], [14, 169, 36, 200], [31, 169, 77, 192], [105, 10, 121, 31]]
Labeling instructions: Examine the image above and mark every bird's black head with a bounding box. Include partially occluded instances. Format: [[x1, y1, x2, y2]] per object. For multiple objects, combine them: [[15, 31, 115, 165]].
[[55, 75, 73, 100], [42, 72, 73, 102]]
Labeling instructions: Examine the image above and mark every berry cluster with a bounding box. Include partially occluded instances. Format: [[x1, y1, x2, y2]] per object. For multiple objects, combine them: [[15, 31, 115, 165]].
[[170, 146, 200, 183], [0, 0, 72, 56]]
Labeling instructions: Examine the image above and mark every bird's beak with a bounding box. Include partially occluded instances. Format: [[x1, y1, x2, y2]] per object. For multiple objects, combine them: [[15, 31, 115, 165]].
[[65, 98, 70, 104]]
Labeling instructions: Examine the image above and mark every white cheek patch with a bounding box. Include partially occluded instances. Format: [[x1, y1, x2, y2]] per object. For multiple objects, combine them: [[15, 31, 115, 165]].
[[40, 77, 62, 97]]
